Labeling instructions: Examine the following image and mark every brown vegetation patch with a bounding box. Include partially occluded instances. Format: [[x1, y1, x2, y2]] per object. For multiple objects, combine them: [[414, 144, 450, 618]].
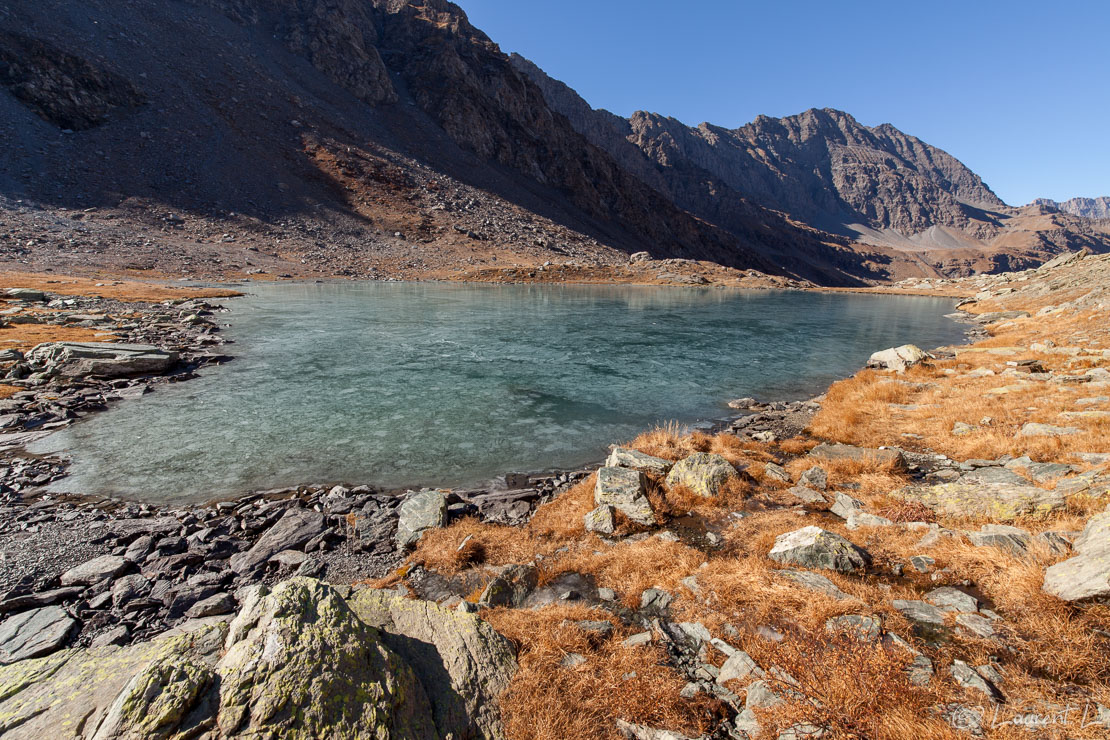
[[0, 323, 116, 353], [486, 605, 724, 740], [0, 271, 241, 302]]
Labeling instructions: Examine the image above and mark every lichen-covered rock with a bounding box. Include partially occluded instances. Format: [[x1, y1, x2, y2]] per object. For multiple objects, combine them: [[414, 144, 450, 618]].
[[664, 452, 740, 497], [594, 466, 655, 525], [606, 447, 673, 475], [350, 587, 518, 740], [218, 578, 437, 739], [584, 504, 616, 535], [897, 473, 1065, 522], [809, 443, 905, 469], [0, 579, 516, 739], [768, 526, 871, 572]]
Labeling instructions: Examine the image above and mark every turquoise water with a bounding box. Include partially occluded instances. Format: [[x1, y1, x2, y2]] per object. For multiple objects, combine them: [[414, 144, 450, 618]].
[[32, 283, 965, 502]]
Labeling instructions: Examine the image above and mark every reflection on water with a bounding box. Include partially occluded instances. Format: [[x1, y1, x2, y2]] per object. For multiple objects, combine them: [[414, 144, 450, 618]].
[[31, 283, 966, 502]]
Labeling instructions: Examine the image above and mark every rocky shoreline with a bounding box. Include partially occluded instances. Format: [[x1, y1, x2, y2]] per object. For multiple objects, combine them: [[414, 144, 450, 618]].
[[1, 254, 1109, 739]]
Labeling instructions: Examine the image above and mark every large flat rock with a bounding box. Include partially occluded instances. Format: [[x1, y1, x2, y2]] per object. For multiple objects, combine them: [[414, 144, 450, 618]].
[[26, 341, 178, 378], [228, 507, 326, 575], [897, 469, 1064, 521], [1044, 512, 1110, 602], [0, 606, 77, 664]]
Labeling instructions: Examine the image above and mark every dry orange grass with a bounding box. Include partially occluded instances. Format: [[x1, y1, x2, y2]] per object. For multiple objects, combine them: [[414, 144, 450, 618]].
[[543, 537, 706, 610], [410, 517, 541, 572], [485, 605, 724, 740], [0, 323, 117, 353], [0, 272, 241, 302], [751, 633, 960, 740], [0, 384, 19, 399], [811, 360, 1110, 462]]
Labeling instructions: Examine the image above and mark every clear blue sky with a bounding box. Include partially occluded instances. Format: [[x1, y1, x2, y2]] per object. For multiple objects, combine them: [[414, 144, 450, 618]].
[[461, 0, 1109, 206]]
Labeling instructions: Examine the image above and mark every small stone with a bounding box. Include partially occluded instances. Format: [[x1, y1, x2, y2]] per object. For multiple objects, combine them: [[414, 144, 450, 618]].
[[185, 592, 236, 618], [606, 447, 673, 475], [622, 632, 653, 648], [1018, 423, 1080, 437], [640, 588, 673, 613], [925, 587, 979, 613], [824, 614, 881, 641], [561, 653, 587, 668], [768, 526, 871, 573], [717, 650, 765, 686], [763, 462, 791, 484], [909, 555, 936, 573], [949, 659, 1003, 702], [830, 493, 864, 519], [955, 614, 996, 640], [892, 599, 946, 627], [799, 467, 827, 490]]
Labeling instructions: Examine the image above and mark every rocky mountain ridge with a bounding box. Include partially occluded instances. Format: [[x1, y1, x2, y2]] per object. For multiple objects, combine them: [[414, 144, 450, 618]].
[[511, 55, 1110, 275], [1033, 196, 1110, 221]]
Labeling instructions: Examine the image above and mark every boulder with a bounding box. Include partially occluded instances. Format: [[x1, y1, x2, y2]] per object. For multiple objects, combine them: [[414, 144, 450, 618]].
[[717, 650, 765, 686], [925, 587, 978, 613], [606, 447, 673, 475], [5, 288, 46, 301], [768, 526, 871, 572], [0, 606, 77, 664], [25, 342, 178, 378], [594, 467, 655, 526], [830, 492, 864, 519], [350, 586, 517, 739], [60, 554, 128, 587], [1043, 512, 1110, 602], [584, 505, 616, 535], [229, 507, 327, 574], [799, 466, 827, 490], [664, 452, 740, 497], [0, 578, 516, 740], [395, 490, 448, 549], [892, 600, 946, 627], [868, 344, 930, 372]]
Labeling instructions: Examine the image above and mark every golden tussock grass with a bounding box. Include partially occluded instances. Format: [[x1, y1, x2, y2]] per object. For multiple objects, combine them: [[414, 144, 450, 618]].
[[0, 272, 241, 302], [542, 537, 706, 609], [810, 359, 1110, 463], [0, 384, 19, 399], [750, 633, 959, 740], [411, 517, 542, 573], [527, 474, 597, 541], [0, 323, 117, 353], [485, 605, 724, 740]]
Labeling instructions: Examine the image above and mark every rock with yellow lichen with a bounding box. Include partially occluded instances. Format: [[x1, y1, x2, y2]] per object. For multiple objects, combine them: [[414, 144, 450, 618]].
[[0, 578, 516, 739]]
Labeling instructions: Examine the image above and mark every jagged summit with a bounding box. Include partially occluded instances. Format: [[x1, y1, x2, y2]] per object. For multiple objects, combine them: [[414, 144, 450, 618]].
[[1033, 196, 1110, 221]]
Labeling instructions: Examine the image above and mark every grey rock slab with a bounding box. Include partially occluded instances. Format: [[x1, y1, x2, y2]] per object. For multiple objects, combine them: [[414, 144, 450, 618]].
[[925, 587, 979, 613], [799, 466, 828, 490], [0, 606, 77, 664], [229, 507, 327, 574], [1019, 422, 1080, 437], [897, 476, 1065, 521], [615, 719, 696, 740], [966, 524, 1032, 555], [664, 452, 740, 497], [1043, 511, 1110, 601], [777, 569, 852, 600], [396, 490, 448, 549], [768, 526, 871, 573], [787, 485, 826, 504], [59, 554, 128, 587], [829, 492, 864, 519], [640, 588, 673, 613], [717, 650, 765, 686], [26, 341, 178, 378], [846, 512, 894, 530], [955, 614, 997, 640], [184, 592, 236, 619], [606, 447, 673, 475], [949, 659, 1003, 702], [892, 599, 947, 626], [763, 462, 791, 484], [594, 466, 655, 525], [350, 585, 518, 740]]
